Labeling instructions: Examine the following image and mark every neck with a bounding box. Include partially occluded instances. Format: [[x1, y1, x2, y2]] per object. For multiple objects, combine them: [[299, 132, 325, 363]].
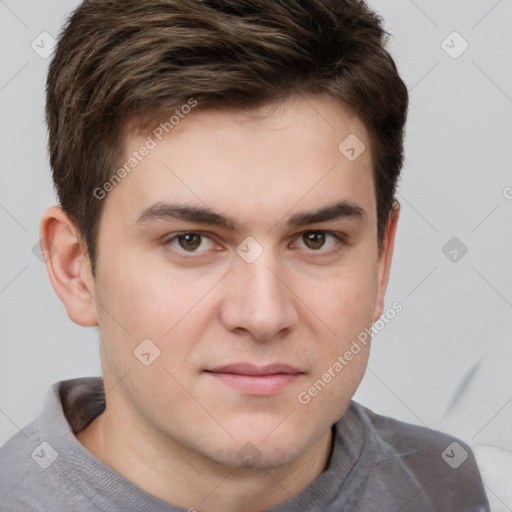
[[77, 402, 334, 512]]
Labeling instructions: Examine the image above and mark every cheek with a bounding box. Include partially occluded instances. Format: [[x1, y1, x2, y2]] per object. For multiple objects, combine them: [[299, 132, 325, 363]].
[[93, 266, 202, 407], [305, 258, 379, 339], [96, 245, 198, 335], [296, 252, 378, 405], [297, 274, 375, 423], [94, 253, 222, 376]]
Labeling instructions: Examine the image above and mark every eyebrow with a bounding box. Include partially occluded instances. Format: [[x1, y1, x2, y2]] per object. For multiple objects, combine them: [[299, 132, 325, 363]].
[[135, 200, 366, 231]]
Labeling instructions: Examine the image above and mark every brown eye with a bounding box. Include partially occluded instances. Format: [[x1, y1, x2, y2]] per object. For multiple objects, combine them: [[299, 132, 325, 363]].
[[164, 232, 216, 253], [294, 231, 342, 252], [178, 233, 202, 251], [303, 231, 326, 250]]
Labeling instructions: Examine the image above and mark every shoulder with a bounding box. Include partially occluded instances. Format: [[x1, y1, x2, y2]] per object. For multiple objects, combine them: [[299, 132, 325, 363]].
[[355, 400, 463, 450], [0, 420, 55, 511], [0, 378, 104, 511], [348, 401, 490, 512]]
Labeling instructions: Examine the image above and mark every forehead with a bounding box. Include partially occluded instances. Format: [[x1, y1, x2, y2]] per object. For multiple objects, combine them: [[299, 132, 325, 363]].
[[103, 94, 375, 230]]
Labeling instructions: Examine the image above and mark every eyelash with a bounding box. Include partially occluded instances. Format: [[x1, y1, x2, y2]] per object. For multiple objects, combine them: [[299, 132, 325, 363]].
[[161, 230, 346, 258]]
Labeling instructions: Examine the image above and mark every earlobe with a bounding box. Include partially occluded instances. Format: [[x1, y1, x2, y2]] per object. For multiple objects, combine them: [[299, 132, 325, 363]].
[[40, 205, 98, 327], [372, 201, 400, 323]]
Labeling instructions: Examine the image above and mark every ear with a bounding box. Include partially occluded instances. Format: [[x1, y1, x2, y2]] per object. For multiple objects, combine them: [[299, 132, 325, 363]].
[[39, 205, 98, 327], [372, 201, 400, 322]]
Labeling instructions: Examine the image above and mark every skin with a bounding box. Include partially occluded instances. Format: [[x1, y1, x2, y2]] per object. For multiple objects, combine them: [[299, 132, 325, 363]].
[[41, 93, 399, 512]]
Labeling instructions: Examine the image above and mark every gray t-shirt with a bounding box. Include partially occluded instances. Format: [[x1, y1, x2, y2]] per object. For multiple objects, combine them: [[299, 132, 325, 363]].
[[0, 377, 489, 511]]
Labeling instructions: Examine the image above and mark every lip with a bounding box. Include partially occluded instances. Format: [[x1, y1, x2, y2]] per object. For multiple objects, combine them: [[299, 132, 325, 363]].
[[207, 363, 303, 376], [204, 363, 305, 395]]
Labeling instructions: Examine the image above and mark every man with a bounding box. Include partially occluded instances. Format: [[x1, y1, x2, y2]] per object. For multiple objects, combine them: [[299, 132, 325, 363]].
[[0, 0, 489, 511]]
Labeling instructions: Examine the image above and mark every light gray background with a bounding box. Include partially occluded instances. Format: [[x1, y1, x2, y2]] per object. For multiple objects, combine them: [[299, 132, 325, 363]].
[[1, 0, 511, 493]]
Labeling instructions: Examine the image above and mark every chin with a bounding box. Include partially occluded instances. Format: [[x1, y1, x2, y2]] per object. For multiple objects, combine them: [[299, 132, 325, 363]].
[[214, 443, 306, 471], [192, 425, 320, 471]]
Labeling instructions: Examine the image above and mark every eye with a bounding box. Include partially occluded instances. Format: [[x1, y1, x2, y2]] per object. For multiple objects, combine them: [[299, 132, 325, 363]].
[[163, 232, 216, 253], [293, 231, 343, 252], [162, 230, 344, 257]]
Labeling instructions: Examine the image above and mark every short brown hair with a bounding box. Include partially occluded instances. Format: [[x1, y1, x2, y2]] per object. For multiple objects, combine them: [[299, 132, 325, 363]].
[[46, 0, 408, 275]]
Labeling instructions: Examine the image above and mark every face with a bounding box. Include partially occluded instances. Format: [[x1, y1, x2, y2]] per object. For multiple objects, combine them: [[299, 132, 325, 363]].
[[89, 94, 391, 470]]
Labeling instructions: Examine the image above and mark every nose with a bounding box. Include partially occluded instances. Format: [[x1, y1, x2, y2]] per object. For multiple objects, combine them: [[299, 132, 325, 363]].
[[218, 249, 299, 341]]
